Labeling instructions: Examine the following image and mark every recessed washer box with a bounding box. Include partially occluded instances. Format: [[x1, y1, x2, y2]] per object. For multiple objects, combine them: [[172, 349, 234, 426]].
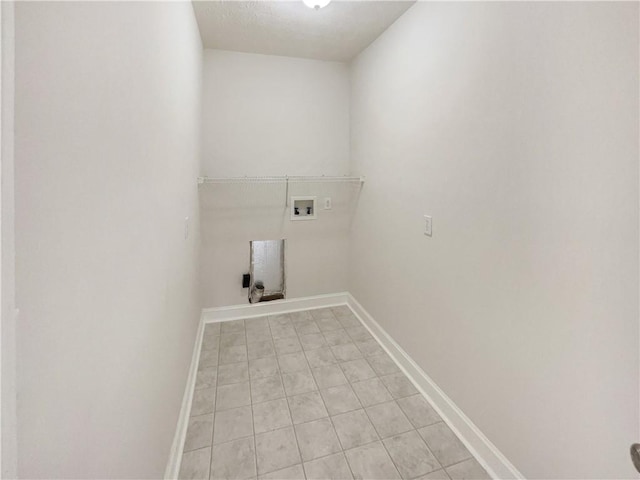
[[291, 196, 317, 221]]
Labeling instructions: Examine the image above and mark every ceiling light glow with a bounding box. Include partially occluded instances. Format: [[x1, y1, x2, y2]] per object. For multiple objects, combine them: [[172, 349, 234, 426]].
[[303, 0, 331, 10]]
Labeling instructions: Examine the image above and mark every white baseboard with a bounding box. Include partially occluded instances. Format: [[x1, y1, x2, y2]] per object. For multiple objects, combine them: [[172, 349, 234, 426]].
[[167, 292, 523, 480], [164, 314, 205, 480], [346, 294, 524, 480], [201, 291, 350, 323], [165, 292, 349, 478]]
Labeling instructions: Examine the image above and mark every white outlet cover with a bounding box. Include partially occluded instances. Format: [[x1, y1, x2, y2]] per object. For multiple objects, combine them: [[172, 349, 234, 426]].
[[424, 215, 432, 236], [324, 197, 332, 210]]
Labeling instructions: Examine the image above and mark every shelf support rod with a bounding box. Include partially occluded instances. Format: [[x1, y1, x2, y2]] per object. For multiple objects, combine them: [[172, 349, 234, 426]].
[[285, 175, 289, 207]]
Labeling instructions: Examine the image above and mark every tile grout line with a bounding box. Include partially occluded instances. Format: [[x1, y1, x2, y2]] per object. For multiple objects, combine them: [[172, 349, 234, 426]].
[[209, 328, 221, 478], [234, 319, 258, 478], [242, 320, 259, 480], [283, 313, 323, 475], [353, 388, 405, 479], [343, 305, 462, 479], [285, 311, 315, 479], [311, 308, 359, 480], [322, 307, 441, 479], [260, 312, 305, 478], [286, 309, 356, 479], [204, 306, 467, 480]]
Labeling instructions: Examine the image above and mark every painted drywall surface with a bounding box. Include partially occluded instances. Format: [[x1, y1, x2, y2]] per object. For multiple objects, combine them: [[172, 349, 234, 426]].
[[349, 2, 639, 479], [201, 50, 351, 306], [202, 49, 349, 177], [15, 2, 202, 477], [1, 1, 17, 477]]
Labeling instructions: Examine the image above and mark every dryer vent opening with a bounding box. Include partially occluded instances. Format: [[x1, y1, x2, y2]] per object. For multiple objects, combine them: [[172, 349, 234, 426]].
[[248, 239, 285, 303]]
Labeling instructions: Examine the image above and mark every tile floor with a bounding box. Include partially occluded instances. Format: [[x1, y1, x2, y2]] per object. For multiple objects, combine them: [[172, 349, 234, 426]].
[[179, 306, 491, 480]]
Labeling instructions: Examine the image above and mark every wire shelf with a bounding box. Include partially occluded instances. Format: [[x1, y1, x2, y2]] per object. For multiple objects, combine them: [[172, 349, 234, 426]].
[[197, 175, 365, 185]]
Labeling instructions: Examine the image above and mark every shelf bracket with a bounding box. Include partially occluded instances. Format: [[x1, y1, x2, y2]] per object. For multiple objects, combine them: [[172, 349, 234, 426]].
[[285, 175, 289, 207]]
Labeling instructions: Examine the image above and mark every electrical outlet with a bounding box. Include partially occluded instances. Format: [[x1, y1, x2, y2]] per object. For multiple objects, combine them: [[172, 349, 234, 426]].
[[324, 197, 332, 210], [424, 215, 432, 236]]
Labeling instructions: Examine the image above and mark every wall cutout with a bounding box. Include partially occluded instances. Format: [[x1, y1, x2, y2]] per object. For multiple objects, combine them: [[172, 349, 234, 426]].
[[291, 196, 317, 221], [249, 239, 286, 303]]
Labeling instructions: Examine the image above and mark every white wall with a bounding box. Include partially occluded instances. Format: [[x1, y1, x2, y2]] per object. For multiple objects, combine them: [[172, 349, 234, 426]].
[[349, 3, 639, 479], [202, 49, 349, 177], [14, 2, 202, 477], [201, 50, 351, 307], [1, 1, 17, 477]]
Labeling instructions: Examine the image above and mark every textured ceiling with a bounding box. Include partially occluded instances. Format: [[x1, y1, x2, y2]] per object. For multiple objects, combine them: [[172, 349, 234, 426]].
[[192, 1, 415, 62]]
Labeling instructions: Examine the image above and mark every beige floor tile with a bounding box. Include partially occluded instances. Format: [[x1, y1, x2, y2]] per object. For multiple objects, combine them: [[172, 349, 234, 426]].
[[251, 375, 286, 403], [179, 447, 210, 480], [310, 308, 336, 320], [295, 320, 321, 335], [415, 469, 451, 480], [340, 358, 376, 383], [324, 329, 353, 347], [384, 430, 441, 479], [345, 326, 373, 342], [365, 401, 413, 438], [247, 340, 276, 360], [274, 337, 303, 356], [331, 409, 379, 450], [295, 417, 342, 462], [351, 377, 393, 407], [331, 344, 363, 362], [300, 333, 328, 351], [380, 372, 418, 399], [316, 317, 342, 332], [253, 398, 292, 434], [344, 441, 400, 480], [212, 405, 253, 445], [204, 323, 221, 336], [289, 310, 313, 322], [199, 349, 219, 369], [271, 324, 297, 339], [304, 452, 353, 480], [221, 320, 245, 335], [355, 339, 384, 357], [249, 356, 280, 379], [305, 347, 337, 368], [288, 391, 329, 424], [210, 436, 256, 479], [283, 370, 318, 396], [397, 394, 441, 428], [320, 384, 361, 415], [419, 423, 471, 467], [278, 352, 309, 373], [195, 367, 217, 390], [445, 458, 490, 480], [216, 382, 251, 411], [259, 464, 305, 480], [218, 362, 249, 385], [312, 364, 348, 390], [220, 332, 247, 348], [337, 315, 361, 329], [367, 353, 400, 376], [184, 414, 214, 452], [219, 345, 248, 365], [255, 426, 301, 475], [191, 387, 216, 416]]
